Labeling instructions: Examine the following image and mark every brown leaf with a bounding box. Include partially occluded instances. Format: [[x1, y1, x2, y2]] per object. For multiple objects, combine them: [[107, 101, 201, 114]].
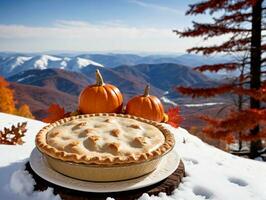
[[0, 122, 27, 145]]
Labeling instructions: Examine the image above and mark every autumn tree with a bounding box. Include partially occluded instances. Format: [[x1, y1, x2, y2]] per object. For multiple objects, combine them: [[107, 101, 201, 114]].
[[16, 104, 35, 119], [174, 0, 266, 158], [0, 76, 16, 114], [0, 76, 34, 119]]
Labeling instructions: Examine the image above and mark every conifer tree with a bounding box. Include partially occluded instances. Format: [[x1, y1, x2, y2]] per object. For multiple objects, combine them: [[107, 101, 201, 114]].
[[174, 0, 266, 158]]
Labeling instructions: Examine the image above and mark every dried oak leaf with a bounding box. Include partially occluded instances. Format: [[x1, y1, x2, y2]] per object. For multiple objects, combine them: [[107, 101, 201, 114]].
[[0, 122, 27, 145]]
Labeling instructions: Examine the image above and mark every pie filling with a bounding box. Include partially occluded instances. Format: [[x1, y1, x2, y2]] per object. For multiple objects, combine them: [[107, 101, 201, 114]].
[[46, 116, 165, 158]]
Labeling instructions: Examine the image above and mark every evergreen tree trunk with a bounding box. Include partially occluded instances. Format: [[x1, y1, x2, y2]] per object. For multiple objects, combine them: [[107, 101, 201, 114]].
[[238, 94, 243, 151], [249, 0, 263, 158]]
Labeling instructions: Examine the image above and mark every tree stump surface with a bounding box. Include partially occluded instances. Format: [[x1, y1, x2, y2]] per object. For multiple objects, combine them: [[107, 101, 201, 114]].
[[25, 160, 185, 200]]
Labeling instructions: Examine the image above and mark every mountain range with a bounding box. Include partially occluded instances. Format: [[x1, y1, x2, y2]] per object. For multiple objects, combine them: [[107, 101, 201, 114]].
[[5, 62, 215, 119], [0, 53, 231, 77], [0, 52, 229, 120]]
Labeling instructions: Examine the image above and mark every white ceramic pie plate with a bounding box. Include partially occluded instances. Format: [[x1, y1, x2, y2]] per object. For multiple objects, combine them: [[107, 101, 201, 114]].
[[29, 148, 180, 193]]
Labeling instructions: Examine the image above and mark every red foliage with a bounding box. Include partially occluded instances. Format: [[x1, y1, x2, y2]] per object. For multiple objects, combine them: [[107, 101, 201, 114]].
[[214, 12, 251, 24], [200, 109, 266, 143], [43, 104, 68, 123], [175, 22, 250, 39], [187, 0, 256, 15], [187, 0, 228, 15], [233, 86, 266, 102], [187, 37, 250, 54], [166, 106, 183, 128], [177, 84, 234, 98], [194, 63, 239, 72]]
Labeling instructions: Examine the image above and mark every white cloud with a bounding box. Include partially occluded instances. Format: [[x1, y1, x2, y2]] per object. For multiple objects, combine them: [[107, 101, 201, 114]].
[[129, 0, 183, 15], [0, 20, 172, 39], [0, 20, 226, 53]]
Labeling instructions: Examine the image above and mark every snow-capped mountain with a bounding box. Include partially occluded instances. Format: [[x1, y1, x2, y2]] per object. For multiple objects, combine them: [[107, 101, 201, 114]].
[[0, 52, 233, 78], [0, 54, 104, 77]]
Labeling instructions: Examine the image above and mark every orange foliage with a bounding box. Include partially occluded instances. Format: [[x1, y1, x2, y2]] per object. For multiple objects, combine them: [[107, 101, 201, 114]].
[[200, 109, 266, 143], [43, 104, 68, 123], [0, 76, 34, 118], [16, 104, 35, 119], [0, 76, 17, 114]]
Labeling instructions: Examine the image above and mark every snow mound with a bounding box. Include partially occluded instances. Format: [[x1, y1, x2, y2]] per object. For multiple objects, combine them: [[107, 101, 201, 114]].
[[76, 57, 104, 68], [0, 112, 265, 200], [9, 170, 61, 200], [10, 170, 35, 196]]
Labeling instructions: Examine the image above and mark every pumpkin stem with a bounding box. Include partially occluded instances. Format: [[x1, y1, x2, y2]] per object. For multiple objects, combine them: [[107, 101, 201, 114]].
[[143, 85, 150, 97], [95, 69, 104, 86]]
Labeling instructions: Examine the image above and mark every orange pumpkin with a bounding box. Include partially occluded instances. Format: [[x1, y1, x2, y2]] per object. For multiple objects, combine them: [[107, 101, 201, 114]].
[[125, 85, 165, 122], [78, 69, 123, 114]]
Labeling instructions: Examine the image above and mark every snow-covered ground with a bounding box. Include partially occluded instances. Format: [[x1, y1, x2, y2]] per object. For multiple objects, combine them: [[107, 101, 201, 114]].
[[183, 102, 224, 107], [0, 112, 265, 200]]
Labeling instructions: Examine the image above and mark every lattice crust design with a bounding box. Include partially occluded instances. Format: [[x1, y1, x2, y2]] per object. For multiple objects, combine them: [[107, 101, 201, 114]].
[[0, 122, 27, 145]]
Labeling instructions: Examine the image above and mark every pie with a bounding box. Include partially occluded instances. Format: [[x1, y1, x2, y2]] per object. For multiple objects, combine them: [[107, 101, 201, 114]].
[[35, 113, 175, 181]]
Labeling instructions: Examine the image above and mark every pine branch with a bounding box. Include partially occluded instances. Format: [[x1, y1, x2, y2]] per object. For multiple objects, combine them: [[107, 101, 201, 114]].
[[187, 45, 250, 55], [194, 63, 241, 72], [185, 36, 251, 54], [201, 109, 266, 135], [186, 0, 255, 15], [186, 0, 228, 15], [226, 0, 255, 11], [177, 84, 235, 98], [214, 12, 252, 24], [174, 22, 251, 39]]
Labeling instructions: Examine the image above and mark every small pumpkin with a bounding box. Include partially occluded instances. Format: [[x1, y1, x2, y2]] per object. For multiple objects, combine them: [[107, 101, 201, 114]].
[[78, 69, 123, 114], [125, 85, 165, 122]]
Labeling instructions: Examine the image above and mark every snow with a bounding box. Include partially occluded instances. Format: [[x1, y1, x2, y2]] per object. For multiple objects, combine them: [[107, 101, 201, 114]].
[[11, 56, 32, 70], [184, 102, 224, 107], [34, 55, 62, 70], [76, 57, 104, 68], [160, 96, 177, 106], [0, 112, 265, 200], [0, 55, 104, 74], [17, 75, 35, 82]]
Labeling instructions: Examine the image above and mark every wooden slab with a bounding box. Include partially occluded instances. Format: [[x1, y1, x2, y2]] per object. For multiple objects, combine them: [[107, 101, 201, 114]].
[[25, 160, 185, 200]]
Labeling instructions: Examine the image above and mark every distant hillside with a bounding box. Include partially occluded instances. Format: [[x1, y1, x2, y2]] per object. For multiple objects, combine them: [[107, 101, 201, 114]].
[[10, 82, 77, 119], [8, 69, 89, 96], [7, 63, 217, 119], [114, 63, 215, 98]]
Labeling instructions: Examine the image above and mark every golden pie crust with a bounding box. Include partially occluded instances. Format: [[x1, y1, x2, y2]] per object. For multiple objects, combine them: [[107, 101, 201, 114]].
[[35, 113, 174, 166]]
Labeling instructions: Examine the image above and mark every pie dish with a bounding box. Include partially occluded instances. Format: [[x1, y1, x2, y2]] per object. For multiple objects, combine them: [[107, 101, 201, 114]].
[[35, 113, 175, 181]]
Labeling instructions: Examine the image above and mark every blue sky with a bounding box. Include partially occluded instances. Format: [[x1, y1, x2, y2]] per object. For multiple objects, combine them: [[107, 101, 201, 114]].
[[0, 0, 213, 53]]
